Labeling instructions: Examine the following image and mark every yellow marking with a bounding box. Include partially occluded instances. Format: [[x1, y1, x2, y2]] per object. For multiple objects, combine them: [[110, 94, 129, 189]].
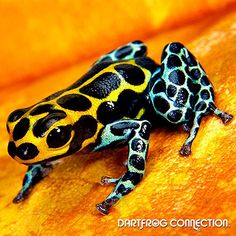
[[136, 108, 145, 119]]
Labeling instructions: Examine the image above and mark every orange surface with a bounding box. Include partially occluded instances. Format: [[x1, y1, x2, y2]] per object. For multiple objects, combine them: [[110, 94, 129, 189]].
[[0, 1, 236, 235]]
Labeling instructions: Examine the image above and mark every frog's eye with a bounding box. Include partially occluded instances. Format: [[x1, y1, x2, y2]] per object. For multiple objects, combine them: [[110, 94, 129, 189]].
[[47, 125, 72, 148]]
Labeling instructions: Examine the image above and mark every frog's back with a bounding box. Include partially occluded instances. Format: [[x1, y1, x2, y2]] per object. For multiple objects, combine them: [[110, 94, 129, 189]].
[[65, 57, 158, 124]]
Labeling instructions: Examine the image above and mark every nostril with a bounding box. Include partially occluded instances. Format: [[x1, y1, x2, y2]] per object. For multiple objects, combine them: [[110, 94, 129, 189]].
[[8, 141, 16, 158], [16, 143, 39, 160]]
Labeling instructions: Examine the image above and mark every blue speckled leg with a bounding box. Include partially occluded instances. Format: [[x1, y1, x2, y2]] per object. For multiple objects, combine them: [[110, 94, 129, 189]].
[[179, 111, 203, 156], [94, 119, 151, 215], [13, 163, 52, 203], [94, 40, 147, 64]]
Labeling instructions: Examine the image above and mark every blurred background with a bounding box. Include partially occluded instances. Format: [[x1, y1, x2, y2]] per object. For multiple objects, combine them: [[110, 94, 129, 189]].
[[0, 1, 236, 235]]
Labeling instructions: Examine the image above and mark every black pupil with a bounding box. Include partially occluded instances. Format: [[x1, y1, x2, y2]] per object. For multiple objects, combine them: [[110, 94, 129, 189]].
[[47, 126, 72, 148]]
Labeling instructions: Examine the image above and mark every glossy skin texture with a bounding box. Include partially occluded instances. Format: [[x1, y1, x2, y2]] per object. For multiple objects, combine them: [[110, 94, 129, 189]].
[[6, 40, 233, 214]]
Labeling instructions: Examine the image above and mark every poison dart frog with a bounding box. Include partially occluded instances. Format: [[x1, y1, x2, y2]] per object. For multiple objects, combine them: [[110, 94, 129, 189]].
[[6, 41, 233, 215]]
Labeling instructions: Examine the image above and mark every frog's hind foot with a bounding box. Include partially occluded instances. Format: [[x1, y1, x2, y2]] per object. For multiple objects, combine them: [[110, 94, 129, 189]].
[[210, 104, 233, 124], [179, 143, 191, 156]]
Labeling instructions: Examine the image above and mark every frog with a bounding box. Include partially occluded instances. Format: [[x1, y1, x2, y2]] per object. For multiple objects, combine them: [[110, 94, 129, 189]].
[[6, 40, 233, 215]]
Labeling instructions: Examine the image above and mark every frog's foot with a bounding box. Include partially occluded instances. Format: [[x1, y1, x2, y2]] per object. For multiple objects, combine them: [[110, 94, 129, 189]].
[[96, 198, 119, 215], [219, 112, 233, 124], [100, 176, 120, 185], [179, 144, 191, 156], [13, 163, 52, 204], [210, 104, 233, 124], [13, 186, 33, 203]]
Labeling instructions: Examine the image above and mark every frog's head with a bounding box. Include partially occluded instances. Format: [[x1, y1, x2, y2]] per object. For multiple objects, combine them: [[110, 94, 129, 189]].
[[6, 102, 78, 165]]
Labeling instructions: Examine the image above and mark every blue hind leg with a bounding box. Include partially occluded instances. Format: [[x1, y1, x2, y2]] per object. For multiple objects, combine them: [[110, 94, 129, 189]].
[[94, 40, 147, 64]]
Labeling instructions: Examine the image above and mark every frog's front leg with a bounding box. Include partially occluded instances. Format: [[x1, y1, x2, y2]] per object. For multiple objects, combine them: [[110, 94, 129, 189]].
[[13, 163, 53, 203], [94, 119, 151, 215], [94, 40, 147, 64]]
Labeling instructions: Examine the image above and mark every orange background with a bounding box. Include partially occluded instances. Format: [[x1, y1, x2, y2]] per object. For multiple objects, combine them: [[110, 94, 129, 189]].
[[0, 0, 236, 235]]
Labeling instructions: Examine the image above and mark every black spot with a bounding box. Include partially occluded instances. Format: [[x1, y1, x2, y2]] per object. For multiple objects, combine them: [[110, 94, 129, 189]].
[[69, 115, 97, 152], [139, 122, 151, 140], [42, 90, 66, 102], [57, 94, 92, 111], [129, 154, 145, 170], [30, 104, 53, 116], [33, 111, 67, 138], [186, 51, 197, 66], [167, 85, 177, 97], [135, 57, 159, 73], [115, 64, 145, 85], [16, 143, 39, 160], [80, 72, 120, 99], [185, 108, 194, 120], [168, 70, 185, 85], [131, 139, 146, 153], [153, 96, 170, 113], [174, 88, 189, 107], [190, 95, 199, 108], [6, 123, 10, 133], [99, 56, 112, 62], [160, 63, 165, 74], [161, 45, 168, 61], [132, 40, 143, 45], [152, 79, 166, 94], [200, 89, 210, 100], [115, 45, 133, 59], [197, 116, 202, 125], [190, 68, 201, 80], [167, 110, 183, 122], [110, 122, 139, 136], [200, 76, 210, 86], [13, 118, 30, 141], [47, 125, 72, 148], [169, 42, 183, 54], [8, 141, 16, 158], [68, 61, 113, 90], [122, 171, 143, 185], [167, 55, 182, 69], [97, 101, 122, 125], [195, 101, 207, 111], [181, 55, 188, 65], [117, 89, 144, 118], [187, 79, 201, 94], [8, 108, 29, 122], [161, 50, 167, 62], [116, 184, 132, 196], [134, 46, 147, 57]]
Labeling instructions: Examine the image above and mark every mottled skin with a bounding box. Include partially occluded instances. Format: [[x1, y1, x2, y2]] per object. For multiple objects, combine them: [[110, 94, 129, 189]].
[[6, 40, 233, 215]]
